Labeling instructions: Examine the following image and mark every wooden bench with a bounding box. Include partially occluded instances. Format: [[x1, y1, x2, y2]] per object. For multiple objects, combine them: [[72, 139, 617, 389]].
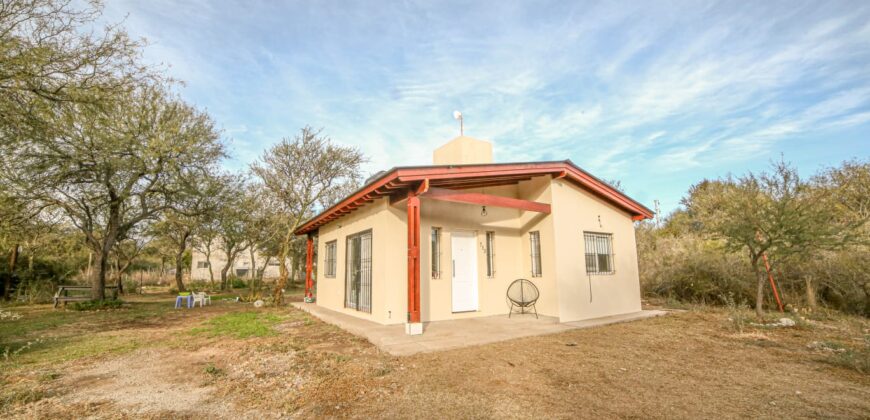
[[53, 285, 118, 308]]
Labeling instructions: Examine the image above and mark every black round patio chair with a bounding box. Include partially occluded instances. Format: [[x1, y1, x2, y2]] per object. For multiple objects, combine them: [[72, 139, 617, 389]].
[[507, 278, 539, 319]]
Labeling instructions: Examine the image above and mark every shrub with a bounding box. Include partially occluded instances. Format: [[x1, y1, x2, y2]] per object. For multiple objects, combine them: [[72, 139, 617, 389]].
[[70, 299, 123, 311], [9, 260, 73, 304], [638, 231, 754, 305], [122, 278, 142, 294], [722, 293, 750, 333], [230, 277, 247, 289], [203, 362, 224, 376], [825, 347, 870, 373]]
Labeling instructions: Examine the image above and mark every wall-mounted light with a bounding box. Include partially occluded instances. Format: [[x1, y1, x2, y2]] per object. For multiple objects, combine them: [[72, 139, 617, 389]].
[[481, 206, 488, 216]]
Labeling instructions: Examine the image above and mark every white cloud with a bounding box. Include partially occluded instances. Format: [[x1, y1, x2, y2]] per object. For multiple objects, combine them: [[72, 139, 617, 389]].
[[100, 0, 870, 212]]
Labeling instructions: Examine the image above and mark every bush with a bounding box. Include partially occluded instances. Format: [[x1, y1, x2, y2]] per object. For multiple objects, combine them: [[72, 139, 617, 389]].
[[70, 299, 123, 311], [230, 277, 247, 289], [122, 278, 141, 295], [638, 231, 754, 305], [637, 221, 869, 317], [6, 259, 73, 304]]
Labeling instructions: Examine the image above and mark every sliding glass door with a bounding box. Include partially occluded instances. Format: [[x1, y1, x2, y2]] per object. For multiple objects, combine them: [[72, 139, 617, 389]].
[[344, 230, 372, 313]]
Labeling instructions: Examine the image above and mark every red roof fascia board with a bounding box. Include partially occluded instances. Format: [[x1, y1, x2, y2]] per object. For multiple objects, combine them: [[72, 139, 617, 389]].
[[294, 161, 653, 235]]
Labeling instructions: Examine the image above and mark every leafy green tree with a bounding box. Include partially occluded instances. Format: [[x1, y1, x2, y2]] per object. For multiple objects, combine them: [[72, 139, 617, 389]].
[[794, 160, 870, 308], [1, 0, 148, 148], [1, 85, 224, 300], [251, 127, 365, 305], [685, 160, 839, 317]]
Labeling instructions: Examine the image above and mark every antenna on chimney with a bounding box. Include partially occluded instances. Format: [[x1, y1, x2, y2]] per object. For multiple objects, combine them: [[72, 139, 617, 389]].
[[453, 110, 463, 136]]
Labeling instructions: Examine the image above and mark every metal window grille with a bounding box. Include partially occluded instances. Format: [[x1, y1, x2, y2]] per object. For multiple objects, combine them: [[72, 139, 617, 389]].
[[196, 261, 210, 268], [345, 230, 372, 313], [584, 232, 614, 275], [530, 231, 542, 277], [485, 231, 496, 278], [431, 227, 441, 279], [325, 241, 337, 278]]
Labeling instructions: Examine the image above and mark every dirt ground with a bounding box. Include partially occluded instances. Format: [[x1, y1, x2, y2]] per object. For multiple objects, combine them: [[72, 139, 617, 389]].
[[1, 294, 868, 419]]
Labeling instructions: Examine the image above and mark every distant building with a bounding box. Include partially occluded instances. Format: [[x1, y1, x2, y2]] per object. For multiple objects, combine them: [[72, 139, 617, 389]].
[[190, 247, 283, 281]]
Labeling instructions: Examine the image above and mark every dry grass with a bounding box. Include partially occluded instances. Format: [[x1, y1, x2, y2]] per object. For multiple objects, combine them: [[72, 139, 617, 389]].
[[1, 294, 868, 419]]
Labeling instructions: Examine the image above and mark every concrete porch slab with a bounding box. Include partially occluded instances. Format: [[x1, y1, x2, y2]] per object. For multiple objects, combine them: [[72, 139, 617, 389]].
[[291, 302, 667, 356]]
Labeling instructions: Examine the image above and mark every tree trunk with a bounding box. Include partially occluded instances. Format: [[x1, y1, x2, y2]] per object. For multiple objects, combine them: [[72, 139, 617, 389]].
[[249, 247, 257, 287], [174, 251, 186, 292], [220, 263, 231, 290], [3, 244, 19, 300], [753, 256, 765, 318], [205, 246, 215, 287], [91, 246, 110, 301], [805, 275, 817, 310], [220, 246, 236, 290], [174, 232, 190, 292], [258, 256, 270, 282], [86, 251, 93, 280], [273, 230, 293, 305]]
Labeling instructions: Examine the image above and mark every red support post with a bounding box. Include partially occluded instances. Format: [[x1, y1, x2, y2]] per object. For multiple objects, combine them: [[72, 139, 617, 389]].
[[762, 253, 784, 313], [304, 235, 314, 300], [407, 188, 421, 323]]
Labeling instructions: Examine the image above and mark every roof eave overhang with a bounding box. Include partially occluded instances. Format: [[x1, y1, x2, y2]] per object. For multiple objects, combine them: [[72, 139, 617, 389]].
[[294, 161, 654, 235]]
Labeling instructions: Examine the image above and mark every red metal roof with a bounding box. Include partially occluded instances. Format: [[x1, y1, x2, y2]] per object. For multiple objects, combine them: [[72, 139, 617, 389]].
[[294, 160, 654, 235]]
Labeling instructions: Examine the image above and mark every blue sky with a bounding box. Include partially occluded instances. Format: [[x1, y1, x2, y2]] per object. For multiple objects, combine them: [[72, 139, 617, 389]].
[[102, 0, 870, 215]]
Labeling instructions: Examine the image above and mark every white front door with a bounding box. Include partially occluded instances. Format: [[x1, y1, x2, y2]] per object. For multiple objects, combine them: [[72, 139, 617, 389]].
[[451, 231, 479, 312]]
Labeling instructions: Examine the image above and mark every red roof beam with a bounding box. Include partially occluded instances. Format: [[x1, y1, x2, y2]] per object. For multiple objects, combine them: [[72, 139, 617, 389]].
[[423, 187, 551, 214]]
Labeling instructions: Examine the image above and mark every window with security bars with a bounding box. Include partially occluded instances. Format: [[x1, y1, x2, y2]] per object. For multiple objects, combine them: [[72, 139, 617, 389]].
[[431, 227, 441, 279], [345, 230, 372, 313], [584, 232, 614, 274], [529, 231, 542, 277], [485, 231, 495, 278], [324, 241, 337, 278], [196, 261, 209, 268]]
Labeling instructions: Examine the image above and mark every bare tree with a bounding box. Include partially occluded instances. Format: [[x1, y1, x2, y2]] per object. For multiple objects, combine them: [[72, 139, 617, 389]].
[[251, 127, 365, 304], [152, 171, 227, 292], [213, 178, 254, 290]]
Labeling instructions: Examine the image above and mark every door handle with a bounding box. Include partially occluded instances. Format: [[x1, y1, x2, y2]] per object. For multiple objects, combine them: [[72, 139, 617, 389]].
[[452, 260, 455, 277]]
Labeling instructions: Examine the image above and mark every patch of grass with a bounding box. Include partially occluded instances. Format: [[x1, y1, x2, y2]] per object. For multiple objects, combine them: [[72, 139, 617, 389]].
[[70, 299, 123, 311], [721, 293, 751, 333], [3, 334, 144, 367], [204, 362, 224, 376], [825, 347, 870, 373], [0, 387, 46, 411], [190, 311, 281, 339], [38, 371, 61, 382]]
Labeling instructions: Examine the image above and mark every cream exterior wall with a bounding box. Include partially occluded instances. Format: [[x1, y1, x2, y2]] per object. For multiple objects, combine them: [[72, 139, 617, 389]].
[[432, 136, 494, 165], [550, 179, 642, 321], [311, 175, 643, 325], [315, 197, 407, 325], [190, 248, 282, 281]]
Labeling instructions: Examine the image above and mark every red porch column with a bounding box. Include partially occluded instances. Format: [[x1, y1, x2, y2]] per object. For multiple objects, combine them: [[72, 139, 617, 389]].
[[406, 189, 421, 324], [304, 235, 314, 300]]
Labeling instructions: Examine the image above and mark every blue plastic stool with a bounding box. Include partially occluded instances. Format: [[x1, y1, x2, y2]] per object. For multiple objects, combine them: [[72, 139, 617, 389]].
[[175, 295, 192, 309]]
